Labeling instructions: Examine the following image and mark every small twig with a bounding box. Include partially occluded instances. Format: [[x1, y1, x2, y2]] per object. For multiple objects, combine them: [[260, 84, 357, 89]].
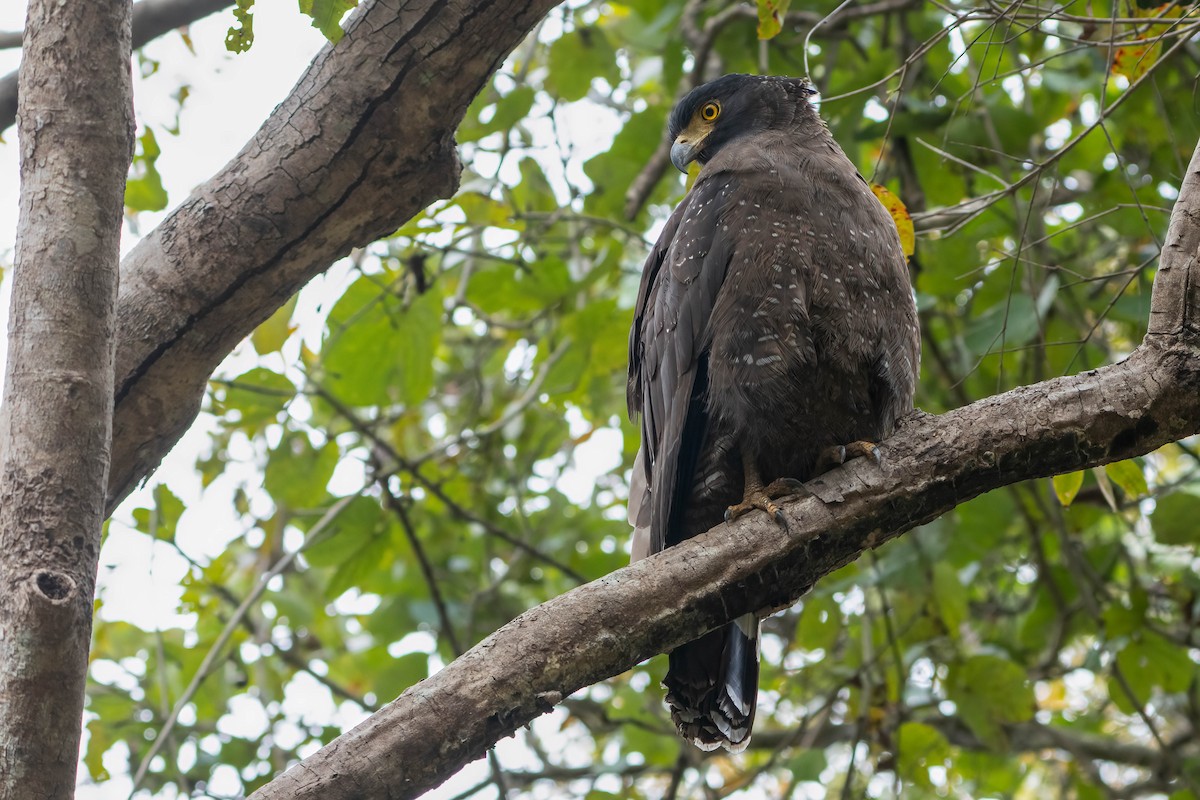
[[413, 339, 570, 465], [802, 0, 855, 79], [378, 478, 463, 654]]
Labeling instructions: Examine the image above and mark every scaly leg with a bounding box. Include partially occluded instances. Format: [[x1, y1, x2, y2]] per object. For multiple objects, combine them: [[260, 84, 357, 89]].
[[724, 450, 802, 526], [814, 440, 882, 475]]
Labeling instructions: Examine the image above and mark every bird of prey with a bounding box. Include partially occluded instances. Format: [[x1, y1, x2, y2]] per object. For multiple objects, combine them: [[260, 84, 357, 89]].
[[626, 74, 920, 752]]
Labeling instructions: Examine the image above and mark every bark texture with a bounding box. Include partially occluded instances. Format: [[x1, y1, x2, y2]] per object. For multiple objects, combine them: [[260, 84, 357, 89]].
[[0, 0, 133, 796], [105, 0, 561, 513], [0, 0, 233, 135], [247, 140, 1200, 800]]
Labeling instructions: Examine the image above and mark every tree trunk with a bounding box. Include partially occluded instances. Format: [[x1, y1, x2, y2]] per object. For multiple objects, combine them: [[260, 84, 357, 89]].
[[0, 0, 134, 796]]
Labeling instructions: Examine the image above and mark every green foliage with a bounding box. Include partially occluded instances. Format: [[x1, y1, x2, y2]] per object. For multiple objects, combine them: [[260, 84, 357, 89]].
[[299, 0, 358, 43], [546, 28, 619, 101], [88, 1, 1200, 798], [896, 722, 950, 789], [1152, 490, 1200, 545], [225, 0, 255, 53], [946, 655, 1035, 749], [321, 276, 443, 407], [124, 126, 167, 213]]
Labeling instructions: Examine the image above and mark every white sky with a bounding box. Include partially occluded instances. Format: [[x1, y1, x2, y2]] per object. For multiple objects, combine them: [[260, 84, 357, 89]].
[[0, 3, 631, 798]]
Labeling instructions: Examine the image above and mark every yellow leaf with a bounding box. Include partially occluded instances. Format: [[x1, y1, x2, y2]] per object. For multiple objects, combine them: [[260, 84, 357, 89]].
[[1113, 42, 1161, 81], [870, 183, 915, 258], [756, 0, 792, 39], [251, 295, 297, 355], [1040, 679, 1069, 711], [1052, 470, 1084, 507], [1105, 458, 1149, 500], [1112, 3, 1181, 81]]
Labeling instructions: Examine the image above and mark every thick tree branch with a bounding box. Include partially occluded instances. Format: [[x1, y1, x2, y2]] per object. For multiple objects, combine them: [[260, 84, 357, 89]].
[[105, 0, 561, 513], [246, 138, 1200, 800], [0, 0, 233, 135]]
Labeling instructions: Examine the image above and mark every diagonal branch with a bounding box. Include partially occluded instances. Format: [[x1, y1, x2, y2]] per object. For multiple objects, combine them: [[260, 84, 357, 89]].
[[104, 0, 562, 514], [246, 139, 1200, 800]]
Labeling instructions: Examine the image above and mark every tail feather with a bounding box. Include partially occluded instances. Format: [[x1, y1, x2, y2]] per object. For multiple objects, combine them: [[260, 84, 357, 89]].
[[664, 614, 759, 752]]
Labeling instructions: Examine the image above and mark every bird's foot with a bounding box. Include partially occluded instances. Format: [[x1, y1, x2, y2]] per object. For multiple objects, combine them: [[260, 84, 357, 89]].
[[814, 440, 881, 475], [724, 478, 804, 527]]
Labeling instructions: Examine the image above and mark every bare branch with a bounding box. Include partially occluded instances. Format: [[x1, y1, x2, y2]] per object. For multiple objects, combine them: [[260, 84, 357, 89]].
[[1149, 138, 1200, 338]]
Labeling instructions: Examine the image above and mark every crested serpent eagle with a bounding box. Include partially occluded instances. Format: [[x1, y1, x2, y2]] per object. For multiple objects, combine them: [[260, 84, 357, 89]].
[[626, 74, 920, 752]]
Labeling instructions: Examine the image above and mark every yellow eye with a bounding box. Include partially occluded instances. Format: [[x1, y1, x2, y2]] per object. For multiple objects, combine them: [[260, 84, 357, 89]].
[[701, 101, 721, 121]]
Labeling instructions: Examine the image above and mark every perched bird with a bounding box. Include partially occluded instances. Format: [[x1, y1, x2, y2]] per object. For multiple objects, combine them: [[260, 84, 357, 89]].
[[626, 74, 920, 752]]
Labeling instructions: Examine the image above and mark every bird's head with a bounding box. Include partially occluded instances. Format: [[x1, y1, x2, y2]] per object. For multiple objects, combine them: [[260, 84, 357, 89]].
[[667, 74, 818, 172]]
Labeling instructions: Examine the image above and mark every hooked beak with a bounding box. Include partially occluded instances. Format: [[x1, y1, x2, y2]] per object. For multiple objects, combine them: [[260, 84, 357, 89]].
[[670, 136, 703, 173]]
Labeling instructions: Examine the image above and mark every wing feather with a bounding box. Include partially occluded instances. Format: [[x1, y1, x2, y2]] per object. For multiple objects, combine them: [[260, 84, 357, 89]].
[[627, 174, 737, 556]]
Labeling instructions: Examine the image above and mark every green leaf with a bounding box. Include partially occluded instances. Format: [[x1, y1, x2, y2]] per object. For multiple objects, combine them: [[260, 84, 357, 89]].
[[302, 495, 385, 567], [896, 722, 950, 789], [1052, 470, 1084, 507], [1105, 459, 1148, 500], [456, 191, 519, 230], [1152, 492, 1200, 546], [1114, 631, 1194, 712], [964, 294, 1040, 356], [785, 748, 827, 782], [125, 127, 168, 212], [263, 434, 338, 509], [946, 654, 1034, 749], [375, 651, 428, 699], [131, 484, 186, 542], [322, 278, 443, 407], [757, 0, 792, 39], [509, 157, 559, 214], [225, 0, 254, 53], [298, 0, 357, 43], [931, 562, 968, 634], [546, 28, 619, 102], [83, 714, 117, 781], [217, 367, 295, 432], [1102, 588, 1147, 638], [796, 595, 840, 652], [460, 86, 536, 143], [583, 107, 668, 218]]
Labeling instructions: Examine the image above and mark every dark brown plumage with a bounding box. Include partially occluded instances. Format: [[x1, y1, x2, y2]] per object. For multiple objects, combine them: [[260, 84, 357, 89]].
[[627, 74, 920, 751]]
